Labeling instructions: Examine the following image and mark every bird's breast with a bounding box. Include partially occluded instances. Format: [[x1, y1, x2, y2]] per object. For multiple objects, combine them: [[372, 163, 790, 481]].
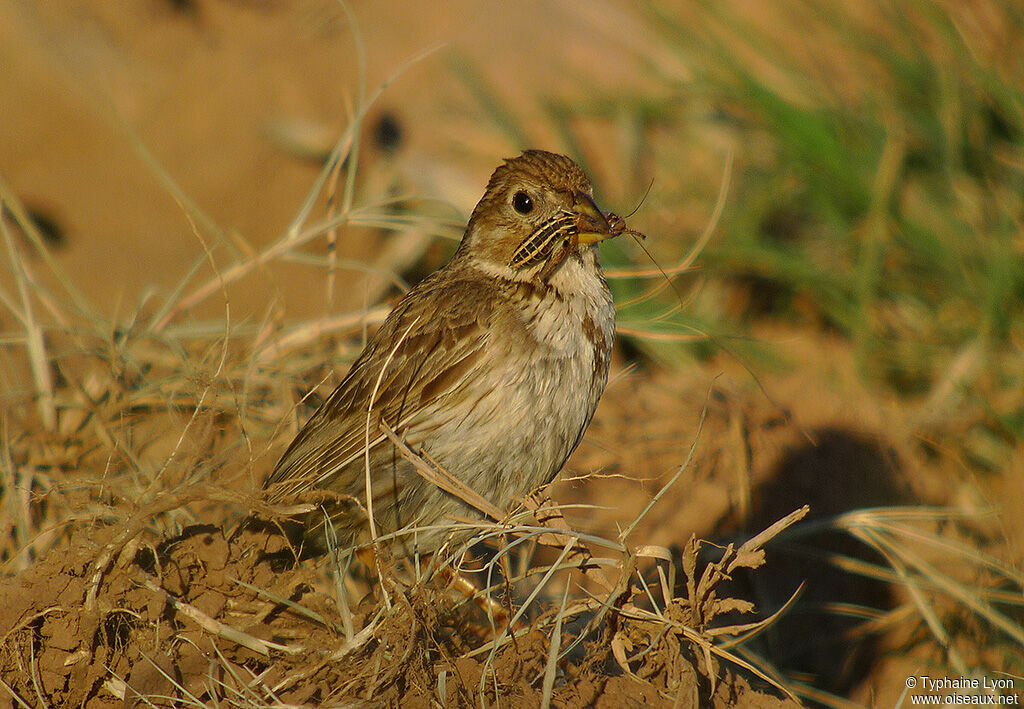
[[522, 251, 614, 362]]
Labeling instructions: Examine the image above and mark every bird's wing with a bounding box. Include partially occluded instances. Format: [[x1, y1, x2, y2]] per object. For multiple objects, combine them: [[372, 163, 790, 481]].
[[264, 273, 501, 500]]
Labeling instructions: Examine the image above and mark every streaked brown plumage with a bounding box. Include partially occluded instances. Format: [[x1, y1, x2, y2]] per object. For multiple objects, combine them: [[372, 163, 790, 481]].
[[264, 150, 621, 557]]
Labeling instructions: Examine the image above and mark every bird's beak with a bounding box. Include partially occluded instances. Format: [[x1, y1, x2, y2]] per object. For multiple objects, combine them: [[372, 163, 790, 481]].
[[573, 192, 614, 244]]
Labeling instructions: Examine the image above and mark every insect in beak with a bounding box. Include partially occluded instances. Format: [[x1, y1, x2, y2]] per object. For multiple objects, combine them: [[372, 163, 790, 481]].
[[508, 191, 639, 279], [573, 192, 615, 245]]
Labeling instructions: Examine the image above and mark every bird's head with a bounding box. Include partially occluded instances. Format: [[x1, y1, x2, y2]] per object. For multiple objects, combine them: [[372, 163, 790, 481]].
[[458, 150, 618, 278]]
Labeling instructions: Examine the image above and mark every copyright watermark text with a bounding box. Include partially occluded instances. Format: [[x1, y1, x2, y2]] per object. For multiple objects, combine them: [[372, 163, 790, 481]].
[[905, 675, 1019, 705]]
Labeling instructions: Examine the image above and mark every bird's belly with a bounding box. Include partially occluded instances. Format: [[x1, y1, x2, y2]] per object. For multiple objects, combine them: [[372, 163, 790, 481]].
[[420, 331, 603, 514]]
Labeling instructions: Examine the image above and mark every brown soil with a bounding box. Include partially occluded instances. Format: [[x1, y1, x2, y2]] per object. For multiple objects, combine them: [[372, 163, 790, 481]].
[[0, 517, 801, 707]]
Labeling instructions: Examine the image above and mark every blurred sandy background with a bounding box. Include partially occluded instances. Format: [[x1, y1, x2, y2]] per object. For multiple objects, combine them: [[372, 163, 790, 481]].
[[0, 0, 686, 318]]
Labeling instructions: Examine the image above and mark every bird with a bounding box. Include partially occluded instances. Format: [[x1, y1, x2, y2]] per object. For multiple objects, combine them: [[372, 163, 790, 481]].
[[264, 150, 624, 560]]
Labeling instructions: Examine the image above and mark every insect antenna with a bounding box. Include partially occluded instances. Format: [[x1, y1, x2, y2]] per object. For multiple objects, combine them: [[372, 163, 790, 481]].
[[622, 151, 813, 444], [626, 230, 688, 309], [623, 176, 655, 220]]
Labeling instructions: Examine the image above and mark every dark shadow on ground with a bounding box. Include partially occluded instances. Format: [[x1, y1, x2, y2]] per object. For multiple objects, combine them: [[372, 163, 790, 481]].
[[737, 428, 912, 700]]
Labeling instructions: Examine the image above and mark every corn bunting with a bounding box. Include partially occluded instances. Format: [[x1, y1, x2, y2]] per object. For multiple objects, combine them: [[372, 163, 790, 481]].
[[265, 150, 627, 558]]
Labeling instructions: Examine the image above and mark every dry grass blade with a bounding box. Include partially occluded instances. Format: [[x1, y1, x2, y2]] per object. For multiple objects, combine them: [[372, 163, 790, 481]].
[[619, 401, 708, 543], [0, 419, 33, 573], [845, 508, 1024, 585], [524, 492, 614, 591], [150, 126, 355, 333], [539, 581, 571, 709], [227, 576, 332, 629], [605, 147, 732, 281], [130, 652, 207, 707], [139, 579, 288, 657], [476, 539, 577, 698], [857, 524, 970, 677], [613, 326, 704, 342], [150, 39, 445, 333], [612, 508, 810, 703], [0, 207, 56, 432], [709, 581, 804, 646], [872, 527, 1024, 647], [380, 419, 504, 521], [364, 314, 421, 550], [803, 506, 1024, 670], [0, 676, 33, 709], [0, 174, 94, 323], [684, 625, 799, 703]]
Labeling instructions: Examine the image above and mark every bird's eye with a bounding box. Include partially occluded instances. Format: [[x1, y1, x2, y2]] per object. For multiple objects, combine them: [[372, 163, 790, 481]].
[[512, 191, 533, 214]]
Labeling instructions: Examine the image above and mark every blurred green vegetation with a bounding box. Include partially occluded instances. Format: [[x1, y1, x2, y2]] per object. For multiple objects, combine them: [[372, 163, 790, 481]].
[[455, 0, 1024, 469], [656, 0, 1024, 469]]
